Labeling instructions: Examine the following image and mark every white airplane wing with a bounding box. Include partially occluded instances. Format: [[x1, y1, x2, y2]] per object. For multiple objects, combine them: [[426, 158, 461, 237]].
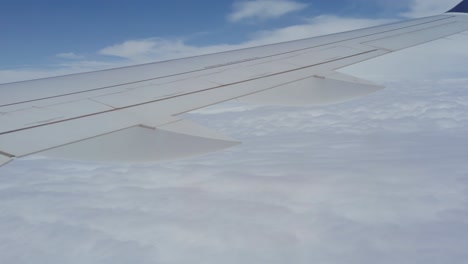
[[1, 1, 468, 166]]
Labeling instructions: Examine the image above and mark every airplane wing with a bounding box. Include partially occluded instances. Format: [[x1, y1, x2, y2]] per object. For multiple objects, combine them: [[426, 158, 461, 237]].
[[1, 1, 468, 166]]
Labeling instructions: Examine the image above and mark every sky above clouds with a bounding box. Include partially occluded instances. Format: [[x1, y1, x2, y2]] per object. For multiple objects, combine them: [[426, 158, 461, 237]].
[[228, 0, 308, 22], [1, 0, 468, 263]]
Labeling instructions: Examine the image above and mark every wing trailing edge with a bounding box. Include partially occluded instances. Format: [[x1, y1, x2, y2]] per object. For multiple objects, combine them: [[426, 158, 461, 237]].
[[0, 154, 12, 167], [237, 72, 383, 106], [39, 119, 240, 163]]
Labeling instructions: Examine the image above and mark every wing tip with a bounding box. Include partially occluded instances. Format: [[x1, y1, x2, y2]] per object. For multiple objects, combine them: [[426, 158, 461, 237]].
[[448, 0, 468, 13]]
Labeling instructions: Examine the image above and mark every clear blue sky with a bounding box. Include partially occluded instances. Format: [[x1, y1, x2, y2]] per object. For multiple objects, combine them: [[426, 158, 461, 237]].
[[0, 0, 410, 68]]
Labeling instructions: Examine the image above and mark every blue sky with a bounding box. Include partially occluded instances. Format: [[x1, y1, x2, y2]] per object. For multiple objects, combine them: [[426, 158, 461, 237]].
[[1, 0, 468, 263], [1, 0, 230, 65], [0, 0, 417, 68], [0, 0, 460, 75]]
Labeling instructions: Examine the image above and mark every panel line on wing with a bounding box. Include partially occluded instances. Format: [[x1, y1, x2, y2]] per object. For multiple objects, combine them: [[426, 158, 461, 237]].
[[0, 49, 381, 136], [0, 151, 15, 158]]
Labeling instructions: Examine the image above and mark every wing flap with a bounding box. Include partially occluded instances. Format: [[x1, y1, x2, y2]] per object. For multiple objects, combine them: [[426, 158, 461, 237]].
[[39, 119, 239, 163], [237, 72, 383, 106], [0, 154, 12, 167]]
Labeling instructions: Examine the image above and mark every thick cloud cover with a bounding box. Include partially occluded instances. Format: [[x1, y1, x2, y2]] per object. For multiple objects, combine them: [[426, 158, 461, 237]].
[[1, 1, 468, 263], [2, 51, 468, 263]]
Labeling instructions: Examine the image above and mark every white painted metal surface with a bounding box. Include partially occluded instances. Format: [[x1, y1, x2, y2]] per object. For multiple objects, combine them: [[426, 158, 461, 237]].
[[0, 154, 11, 167], [237, 73, 384, 106], [42, 120, 239, 162]]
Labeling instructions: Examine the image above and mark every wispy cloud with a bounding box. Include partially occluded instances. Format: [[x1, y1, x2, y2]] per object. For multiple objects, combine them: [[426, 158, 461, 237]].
[[228, 0, 308, 22], [55, 52, 84, 60], [251, 15, 394, 44], [96, 16, 389, 63], [98, 38, 209, 62], [99, 39, 162, 59]]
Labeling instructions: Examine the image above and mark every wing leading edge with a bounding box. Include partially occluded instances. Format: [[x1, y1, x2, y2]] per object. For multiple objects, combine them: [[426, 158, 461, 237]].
[[1, 1, 468, 166]]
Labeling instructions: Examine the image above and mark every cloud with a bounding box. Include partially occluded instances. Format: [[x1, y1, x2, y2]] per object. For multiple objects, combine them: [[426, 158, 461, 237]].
[[228, 0, 308, 22], [2, 5, 468, 262], [94, 15, 389, 63], [1, 76, 468, 263], [98, 38, 222, 62], [251, 15, 394, 44], [99, 39, 165, 59], [402, 0, 461, 18], [56, 52, 84, 60]]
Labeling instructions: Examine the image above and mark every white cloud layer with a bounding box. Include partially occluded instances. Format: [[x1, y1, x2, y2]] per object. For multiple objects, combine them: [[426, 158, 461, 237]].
[[2, 2, 468, 262], [228, 0, 308, 22], [1, 75, 468, 263]]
